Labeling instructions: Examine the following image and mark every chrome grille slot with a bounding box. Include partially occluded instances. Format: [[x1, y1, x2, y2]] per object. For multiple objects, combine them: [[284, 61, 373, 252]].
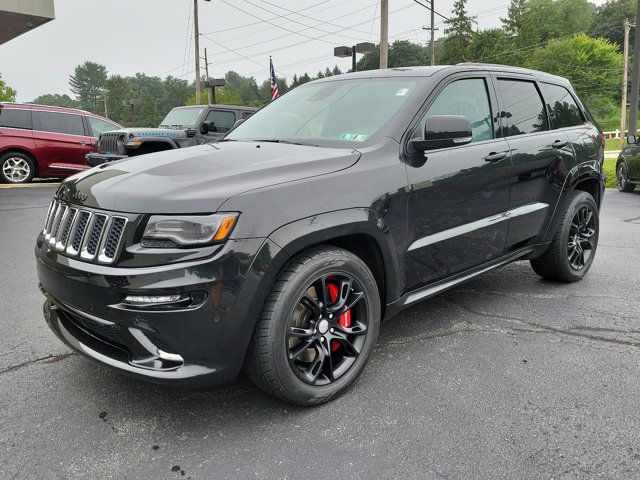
[[42, 201, 56, 235], [41, 200, 128, 265], [98, 217, 127, 263], [66, 211, 91, 256], [82, 214, 107, 260], [44, 202, 60, 241], [48, 205, 67, 246], [56, 208, 77, 251]]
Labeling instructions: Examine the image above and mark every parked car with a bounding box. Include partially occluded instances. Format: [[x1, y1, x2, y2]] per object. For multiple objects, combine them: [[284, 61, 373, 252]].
[[85, 104, 257, 167], [0, 103, 122, 183], [615, 134, 640, 192], [36, 64, 604, 406]]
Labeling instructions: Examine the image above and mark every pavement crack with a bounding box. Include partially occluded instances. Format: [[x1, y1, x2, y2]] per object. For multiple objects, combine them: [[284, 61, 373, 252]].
[[0, 352, 74, 375], [444, 299, 640, 349]]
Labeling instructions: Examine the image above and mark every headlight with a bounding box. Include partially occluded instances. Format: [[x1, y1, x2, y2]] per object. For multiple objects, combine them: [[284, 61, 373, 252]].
[[142, 213, 238, 248]]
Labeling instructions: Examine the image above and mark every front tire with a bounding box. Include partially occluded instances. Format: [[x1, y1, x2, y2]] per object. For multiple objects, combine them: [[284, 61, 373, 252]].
[[617, 161, 636, 192], [244, 246, 381, 406], [530, 191, 599, 282], [0, 151, 35, 184]]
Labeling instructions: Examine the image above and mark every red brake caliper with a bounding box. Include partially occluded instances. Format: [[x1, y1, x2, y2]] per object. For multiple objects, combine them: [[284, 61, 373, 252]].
[[327, 282, 351, 352]]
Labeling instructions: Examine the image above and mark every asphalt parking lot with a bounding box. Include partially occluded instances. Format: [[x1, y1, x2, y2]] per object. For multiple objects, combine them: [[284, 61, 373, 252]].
[[1, 185, 639, 480]]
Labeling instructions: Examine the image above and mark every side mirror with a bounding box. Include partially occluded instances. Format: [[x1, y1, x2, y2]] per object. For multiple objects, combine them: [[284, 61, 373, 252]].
[[410, 115, 473, 152], [201, 121, 216, 134], [626, 133, 637, 145]]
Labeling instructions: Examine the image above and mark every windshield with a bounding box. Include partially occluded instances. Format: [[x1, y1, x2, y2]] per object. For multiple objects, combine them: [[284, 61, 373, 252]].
[[159, 107, 204, 128], [226, 78, 419, 147]]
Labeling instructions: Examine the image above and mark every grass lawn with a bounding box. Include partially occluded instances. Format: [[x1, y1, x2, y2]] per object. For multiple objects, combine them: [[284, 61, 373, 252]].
[[603, 158, 617, 188], [604, 138, 623, 151]]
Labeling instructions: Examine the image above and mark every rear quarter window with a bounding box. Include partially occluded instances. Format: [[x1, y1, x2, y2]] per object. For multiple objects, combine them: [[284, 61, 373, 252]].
[[540, 83, 585, 129], [0, 108, 32, 129]]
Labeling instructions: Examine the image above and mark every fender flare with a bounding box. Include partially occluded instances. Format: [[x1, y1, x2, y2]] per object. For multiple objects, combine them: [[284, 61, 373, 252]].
[[263, 208, 404, 306], [540, 161, 604, 244]]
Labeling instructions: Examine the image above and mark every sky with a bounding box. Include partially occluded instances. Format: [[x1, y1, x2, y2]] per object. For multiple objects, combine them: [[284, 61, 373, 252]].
[[1, 0, 610, 102]]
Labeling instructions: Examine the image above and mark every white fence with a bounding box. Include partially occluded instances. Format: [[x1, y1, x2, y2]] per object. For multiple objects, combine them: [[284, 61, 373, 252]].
[[603, 129, 626, 140]]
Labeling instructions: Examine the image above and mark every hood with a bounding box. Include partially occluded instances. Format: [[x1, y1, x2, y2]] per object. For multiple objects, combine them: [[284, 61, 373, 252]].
[[104, 127, 189, 138], [59, 142, 361, 213]]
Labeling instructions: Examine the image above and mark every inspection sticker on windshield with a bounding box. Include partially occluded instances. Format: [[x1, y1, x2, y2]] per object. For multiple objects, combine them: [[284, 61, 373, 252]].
[[339, 133, 367, 142], [396, 88, 410, 96]]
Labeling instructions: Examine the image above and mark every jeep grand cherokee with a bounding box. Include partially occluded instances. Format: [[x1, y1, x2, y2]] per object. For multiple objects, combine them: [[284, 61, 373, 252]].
[[36, 65, 605, 405]]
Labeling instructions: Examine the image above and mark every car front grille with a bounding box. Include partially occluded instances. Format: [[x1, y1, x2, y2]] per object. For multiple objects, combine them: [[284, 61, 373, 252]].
[[99, 133, 125, 154], [43, 199, 128, 265]]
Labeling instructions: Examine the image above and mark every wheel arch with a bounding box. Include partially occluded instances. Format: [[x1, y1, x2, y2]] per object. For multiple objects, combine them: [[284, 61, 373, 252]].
[[266, 208, 403, 311]]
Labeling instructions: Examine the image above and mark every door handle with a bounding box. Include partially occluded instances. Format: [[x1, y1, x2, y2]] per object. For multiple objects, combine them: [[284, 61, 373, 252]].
[[484, 151, 508, 162], [552, 140, 568, 149]]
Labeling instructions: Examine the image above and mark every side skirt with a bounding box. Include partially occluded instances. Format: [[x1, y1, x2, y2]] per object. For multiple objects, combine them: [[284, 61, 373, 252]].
[[383, 247, 534, 320]]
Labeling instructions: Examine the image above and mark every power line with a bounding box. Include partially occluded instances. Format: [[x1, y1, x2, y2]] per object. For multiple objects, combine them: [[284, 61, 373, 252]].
[[252, 0, 377, 37], [201, 0, 336, 35], [411, 0, 449, 21], [219, 0, 350, 45], [204, 2, 380, 60]]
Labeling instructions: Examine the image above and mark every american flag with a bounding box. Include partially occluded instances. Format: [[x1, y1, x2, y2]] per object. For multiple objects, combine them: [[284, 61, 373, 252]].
[[270, 57, 279, 100]]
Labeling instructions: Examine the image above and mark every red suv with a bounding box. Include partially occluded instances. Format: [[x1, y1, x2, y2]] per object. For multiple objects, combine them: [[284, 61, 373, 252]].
[[0, 103, 122, 184]]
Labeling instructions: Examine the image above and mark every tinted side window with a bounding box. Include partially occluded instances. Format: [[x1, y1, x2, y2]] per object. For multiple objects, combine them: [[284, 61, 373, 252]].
[[204, 110, 235, 133], [497, 79, 547, 136], [540, 83, 584, 129], [421, 78, 494, 143], [35, 111, 85, 136], [0, 108, 32, 129]]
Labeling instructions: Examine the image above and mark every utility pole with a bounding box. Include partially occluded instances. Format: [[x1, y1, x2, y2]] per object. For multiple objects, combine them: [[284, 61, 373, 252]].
[[103, 95, 108, 119], [430, 0, 435, 65], [621, 19, 632, 147], [204, 47, 212, 104], [628, 0, 640, 136], [380, 0, 389, 69], [194, 0, 202, 105]]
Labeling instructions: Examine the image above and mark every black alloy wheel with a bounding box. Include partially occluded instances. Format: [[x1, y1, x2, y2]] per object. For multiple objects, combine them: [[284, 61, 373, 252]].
[[286, 273, 368, 386], [567, 204, 596, 271], [244, 246, 381, 406], [617, 162, 636, 192], [530, 190, 599, 283]]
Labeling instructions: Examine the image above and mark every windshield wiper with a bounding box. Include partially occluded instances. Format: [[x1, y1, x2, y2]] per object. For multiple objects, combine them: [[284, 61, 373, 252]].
[[251, 139, 313, 146]]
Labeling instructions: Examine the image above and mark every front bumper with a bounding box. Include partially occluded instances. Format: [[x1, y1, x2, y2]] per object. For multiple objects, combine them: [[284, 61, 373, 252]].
[[85, 152, 128, 167], [36, 235, 285, 386]]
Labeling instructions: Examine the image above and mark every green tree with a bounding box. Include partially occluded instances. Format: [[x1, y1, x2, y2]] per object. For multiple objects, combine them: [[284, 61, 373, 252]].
[[0, 74, 17, 101], [526, 34, 622, 113], [439, 0, 477, 64], [466, 28, 514, 63], [69, 61, 108, 113], [588, 0, 635, 49], [32, 93, 79, 108], [355, 40, 429, 71], [501, 0, 594, 47]]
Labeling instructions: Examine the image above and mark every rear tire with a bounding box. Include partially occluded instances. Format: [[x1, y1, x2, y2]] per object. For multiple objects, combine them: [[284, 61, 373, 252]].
[[244, 246, 381, 406], [530, 191, 599, 282], [0, 151, 35, 184], [617, 161, 636, 192]]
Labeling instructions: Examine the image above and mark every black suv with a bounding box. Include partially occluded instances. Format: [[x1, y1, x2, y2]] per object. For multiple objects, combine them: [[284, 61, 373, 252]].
[[616, 133, 640, 192], [85, 104, 256, 166], [36, 65, 604, 405]]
